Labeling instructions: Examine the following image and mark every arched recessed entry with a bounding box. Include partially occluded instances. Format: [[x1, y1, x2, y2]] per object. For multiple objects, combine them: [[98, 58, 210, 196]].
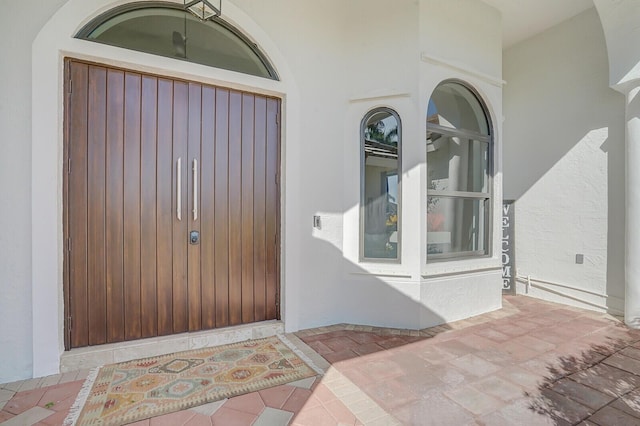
[[77, 2, 278, 79], [426, 81, 493, 261], [31, 0, 294, 374]]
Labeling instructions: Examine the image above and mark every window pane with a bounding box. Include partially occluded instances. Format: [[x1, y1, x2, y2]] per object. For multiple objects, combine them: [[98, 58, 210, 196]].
[[427, 83, 489, 135], [363, 110, 400, 260], [427, 135, 489, 193], [427, 197, 488, 256], [81, 7, 275, 79]]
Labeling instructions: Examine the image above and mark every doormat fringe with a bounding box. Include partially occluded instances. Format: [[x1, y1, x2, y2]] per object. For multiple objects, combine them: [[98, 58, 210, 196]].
[[63, 366, 100, 426]]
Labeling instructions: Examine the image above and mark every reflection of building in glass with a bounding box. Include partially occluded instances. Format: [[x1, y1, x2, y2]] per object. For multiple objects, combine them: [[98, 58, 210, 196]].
[[362, 110, 400, 260], [426, 82, 491, 260]]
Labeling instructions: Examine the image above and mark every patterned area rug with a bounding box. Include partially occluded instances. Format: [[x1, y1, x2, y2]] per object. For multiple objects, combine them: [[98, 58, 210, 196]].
[[64, 335, 319, 425]]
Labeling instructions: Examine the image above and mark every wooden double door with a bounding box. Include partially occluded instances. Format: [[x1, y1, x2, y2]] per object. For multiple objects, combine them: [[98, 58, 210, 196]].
[[64, 60, 280, 349]]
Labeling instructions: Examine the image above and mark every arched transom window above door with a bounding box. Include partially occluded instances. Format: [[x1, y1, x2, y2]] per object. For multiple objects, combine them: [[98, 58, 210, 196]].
[[76, 2, 278, 80]]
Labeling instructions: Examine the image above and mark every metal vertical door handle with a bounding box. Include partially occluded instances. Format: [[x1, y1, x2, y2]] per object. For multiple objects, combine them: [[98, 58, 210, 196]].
[[193, 159, 198, 221], [177, 157, 182, 221]]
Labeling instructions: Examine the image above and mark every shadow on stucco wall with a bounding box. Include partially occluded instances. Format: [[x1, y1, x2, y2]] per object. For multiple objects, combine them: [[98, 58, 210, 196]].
[[502, 7, 626, 316], [293, 229, 453, 333]]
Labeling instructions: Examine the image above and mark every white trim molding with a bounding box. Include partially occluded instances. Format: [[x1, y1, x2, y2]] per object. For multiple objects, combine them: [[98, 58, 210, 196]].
[[420, 53, 506, 88]]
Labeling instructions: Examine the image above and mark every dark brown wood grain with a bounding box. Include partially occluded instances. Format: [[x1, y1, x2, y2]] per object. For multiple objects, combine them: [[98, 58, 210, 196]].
[[140, 75, 158, 339], [87, 65, 107, 345], [123, 72, 142, 341], [253, 97, 267, 322], [156, 78, 174, 336], [187, 82, 202, 331], [65, 60, 281, 348], [200, 86, 216, 329], [265, 98, 279, 319], [68, 62, 89, 348], [241, 93, 255, 324], [106, 68, 125, 343], [228, 91, 243, 326], [214, 89, 230, 327], [172, 81, 189, 334]]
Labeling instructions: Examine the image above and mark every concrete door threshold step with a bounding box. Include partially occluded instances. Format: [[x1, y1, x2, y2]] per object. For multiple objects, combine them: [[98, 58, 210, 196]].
[[60, 320, 284, 372]]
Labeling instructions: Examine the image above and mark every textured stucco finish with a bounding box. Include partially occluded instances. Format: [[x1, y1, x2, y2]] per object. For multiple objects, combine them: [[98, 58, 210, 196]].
[[0, 0, 68, 383], [503, 8, 626, 314], [625, 86, 640, 327]]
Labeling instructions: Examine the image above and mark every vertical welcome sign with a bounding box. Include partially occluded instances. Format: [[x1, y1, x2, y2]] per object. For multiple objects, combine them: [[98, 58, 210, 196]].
[[502, 201, 516, 294]]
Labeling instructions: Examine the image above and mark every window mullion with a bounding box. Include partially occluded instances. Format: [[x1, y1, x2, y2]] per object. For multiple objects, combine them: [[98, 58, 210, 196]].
[[427, 190, 490, 199]]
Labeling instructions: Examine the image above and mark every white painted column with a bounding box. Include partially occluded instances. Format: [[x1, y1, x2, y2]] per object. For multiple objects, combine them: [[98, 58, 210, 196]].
[[626, 84, 640, 328]]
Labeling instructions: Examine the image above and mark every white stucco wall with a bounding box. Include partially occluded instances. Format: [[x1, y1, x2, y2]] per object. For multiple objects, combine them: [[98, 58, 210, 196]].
[[4, 0, 504, 380], [0, 0, 67, 384], [420, 0, 502, 80], [503, 8, 626, 314]]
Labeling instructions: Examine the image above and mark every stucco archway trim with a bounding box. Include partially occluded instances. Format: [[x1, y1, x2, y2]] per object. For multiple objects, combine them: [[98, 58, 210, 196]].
[[593, 0, 640, 90]]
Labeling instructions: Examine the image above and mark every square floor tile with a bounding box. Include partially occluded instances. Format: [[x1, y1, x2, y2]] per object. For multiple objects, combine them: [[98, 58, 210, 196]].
[[603, 352, 640, 375], [445, 385, 504, 416], [611, 388, 640, 419], [0, 406, 54, 426], [534, 388, 592, 424], [259, 385, 295, 409], [550, 378, 614, 410], [253, 407, 293, 426], [472, 376, 524, 402], [589, 406, 640, 426], [391, 393, 475, 426], [570, 364, 640, 397], [449, 354, 500, 378]]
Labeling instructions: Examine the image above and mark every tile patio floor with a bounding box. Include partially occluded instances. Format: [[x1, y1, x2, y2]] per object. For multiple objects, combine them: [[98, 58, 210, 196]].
[[3, 295, 640, 425]]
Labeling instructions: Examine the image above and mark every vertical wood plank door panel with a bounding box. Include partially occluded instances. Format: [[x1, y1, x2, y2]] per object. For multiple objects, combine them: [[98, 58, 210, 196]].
[[265, 98, 280, 319], [172, 81, 189, 334], [64, 60, 280, 349], [240, 94, 256, 325], [228, 91, 243, 326], [105, 68, 125, 344], [214, 89, 230, 328], [200, 86, 216, 330], [86, 65, 107, 346], [140, 75, 159, 339], [68, 62, 89, 349], [187, 82, 202, 332], [253, 97, 268, 323], [156, 78, 174, 336], [123, 72, 142, 341]]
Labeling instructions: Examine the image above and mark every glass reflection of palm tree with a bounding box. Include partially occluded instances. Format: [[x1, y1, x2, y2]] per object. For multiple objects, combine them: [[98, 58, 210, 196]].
[[365, 122, 398, 146]]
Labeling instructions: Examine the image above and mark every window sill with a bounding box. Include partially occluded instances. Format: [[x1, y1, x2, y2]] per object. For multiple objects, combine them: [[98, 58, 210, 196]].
[[349, 270, 413, 279], [422, 256, 501, 279]]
